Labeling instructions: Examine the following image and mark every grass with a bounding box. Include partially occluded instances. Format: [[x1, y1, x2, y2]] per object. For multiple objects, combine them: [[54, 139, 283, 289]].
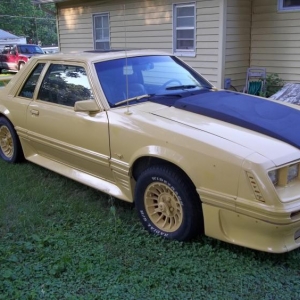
[[0, 72, 14, 87], [0, 160, 300, 299]]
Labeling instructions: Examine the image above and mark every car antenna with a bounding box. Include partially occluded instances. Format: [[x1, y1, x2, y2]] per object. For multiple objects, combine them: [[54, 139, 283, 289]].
[[123, 4, 132, 115]]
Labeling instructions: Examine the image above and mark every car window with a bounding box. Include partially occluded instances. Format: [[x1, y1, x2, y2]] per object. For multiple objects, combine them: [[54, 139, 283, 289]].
[[17, 45, 44, 55], [2, 47, 10, 54], [18, 63, 46, 99], [37, 64, 93, 107]]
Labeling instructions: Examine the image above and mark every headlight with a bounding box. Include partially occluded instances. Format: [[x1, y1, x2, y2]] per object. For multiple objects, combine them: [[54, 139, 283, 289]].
[[268, 169, 278, 185], [268, 163, 300, 186], [288, 164, 299, 182]]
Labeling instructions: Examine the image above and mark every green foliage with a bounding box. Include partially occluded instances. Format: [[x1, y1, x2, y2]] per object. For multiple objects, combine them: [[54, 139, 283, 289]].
[[1, 160, 300, 299], [261, 73, 285, 98], [0, 73, 12, 87], [0, 0, 57, 45]]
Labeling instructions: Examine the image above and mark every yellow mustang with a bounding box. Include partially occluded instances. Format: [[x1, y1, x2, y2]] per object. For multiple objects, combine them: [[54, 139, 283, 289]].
[[1, 50, 300, 253]]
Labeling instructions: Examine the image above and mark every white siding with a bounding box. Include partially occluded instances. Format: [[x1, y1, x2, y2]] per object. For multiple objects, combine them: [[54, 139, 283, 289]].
[[225, 0, 251, 91], [251, 0, 300, 82], [195, 1, 221, 85], [57, 0, 222, 86]]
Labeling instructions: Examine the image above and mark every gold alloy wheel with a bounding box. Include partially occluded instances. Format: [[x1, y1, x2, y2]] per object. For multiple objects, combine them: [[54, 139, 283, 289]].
[[0, 125, 13, 158], [144, 182, 183, 232]]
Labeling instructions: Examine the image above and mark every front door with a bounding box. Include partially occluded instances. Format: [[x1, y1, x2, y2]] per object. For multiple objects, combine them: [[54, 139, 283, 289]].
[[26, 63, 113, 181]]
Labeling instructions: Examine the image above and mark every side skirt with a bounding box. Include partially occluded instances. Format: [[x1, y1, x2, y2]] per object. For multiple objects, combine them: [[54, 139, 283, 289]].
[[26, 153, 132, 202]]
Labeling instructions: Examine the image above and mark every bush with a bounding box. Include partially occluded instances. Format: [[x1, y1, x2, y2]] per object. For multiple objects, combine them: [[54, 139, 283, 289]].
[[263, 73, 284, 98]]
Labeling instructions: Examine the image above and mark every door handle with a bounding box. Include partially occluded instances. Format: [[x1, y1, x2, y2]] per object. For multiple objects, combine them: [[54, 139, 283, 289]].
[[30, 109, 39, 116]]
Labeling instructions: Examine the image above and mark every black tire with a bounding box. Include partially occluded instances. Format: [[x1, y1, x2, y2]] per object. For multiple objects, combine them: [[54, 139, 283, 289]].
[[18, 62, 25, 71], [0, 117, 23, 163], [135, 165, 203, 241]]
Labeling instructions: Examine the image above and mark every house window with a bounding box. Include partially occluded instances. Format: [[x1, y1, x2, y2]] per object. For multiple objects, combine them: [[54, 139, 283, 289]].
[[278, 0, 300, 11], [173, 3, 196, 56], [93, 13, 110, 50]]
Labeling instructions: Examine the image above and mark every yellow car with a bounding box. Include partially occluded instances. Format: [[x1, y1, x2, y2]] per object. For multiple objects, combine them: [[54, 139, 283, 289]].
[[1, 50, 300, 253]]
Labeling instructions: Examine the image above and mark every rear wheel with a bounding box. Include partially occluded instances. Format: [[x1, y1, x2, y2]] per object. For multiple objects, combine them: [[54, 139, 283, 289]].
[[135, 165, 203, 241], [0, 117, 23, 163]]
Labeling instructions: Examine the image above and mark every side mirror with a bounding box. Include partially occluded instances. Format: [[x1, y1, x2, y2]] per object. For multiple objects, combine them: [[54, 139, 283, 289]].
[[74, 99, 100, 112]]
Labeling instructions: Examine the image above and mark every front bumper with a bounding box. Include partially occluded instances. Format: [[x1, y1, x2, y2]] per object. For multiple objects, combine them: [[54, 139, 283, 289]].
[[202, 204, 300, 253]]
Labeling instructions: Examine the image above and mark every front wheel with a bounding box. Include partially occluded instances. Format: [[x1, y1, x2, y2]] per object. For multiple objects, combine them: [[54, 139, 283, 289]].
[[18, 62, 25, 71], [135, 165, 203, 241], [0, 117, 23, 163]]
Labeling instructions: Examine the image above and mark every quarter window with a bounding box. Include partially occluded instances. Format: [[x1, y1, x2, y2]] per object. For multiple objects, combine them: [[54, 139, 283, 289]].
[[93, 13, 110, 50], [173, 3, 196, 56], [18, 63, 45, 98], [278, 0, 300, 11], [37, 64, 93, 107]]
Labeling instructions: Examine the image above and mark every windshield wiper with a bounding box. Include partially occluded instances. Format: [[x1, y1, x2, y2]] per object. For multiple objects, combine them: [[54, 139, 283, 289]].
[[166, 84, 214, 91], [114, 94, 153, 107], [113, 92, 185, 107], [166, 85, 198, 90]]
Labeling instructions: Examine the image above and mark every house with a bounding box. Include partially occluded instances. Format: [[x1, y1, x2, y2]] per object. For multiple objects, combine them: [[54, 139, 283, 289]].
[[33, 0, 300, 90]]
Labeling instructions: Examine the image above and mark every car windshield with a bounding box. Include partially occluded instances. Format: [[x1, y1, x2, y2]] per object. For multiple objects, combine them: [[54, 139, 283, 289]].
[[94, 55, 213, 107], [18, 45, 44, 55]]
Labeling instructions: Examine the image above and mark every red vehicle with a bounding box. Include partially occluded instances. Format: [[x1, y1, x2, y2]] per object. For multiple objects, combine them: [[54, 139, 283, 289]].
[[0, 44, 44, 73]]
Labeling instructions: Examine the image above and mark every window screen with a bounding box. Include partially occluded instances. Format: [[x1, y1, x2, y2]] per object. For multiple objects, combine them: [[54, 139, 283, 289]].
[[173, 3, 196, 55], [93, 13, 110, 50], [278, 0, 300, 10]]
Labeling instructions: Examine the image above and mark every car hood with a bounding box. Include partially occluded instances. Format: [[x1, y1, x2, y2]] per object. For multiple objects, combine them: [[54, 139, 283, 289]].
[[133, 91, 300, 166]]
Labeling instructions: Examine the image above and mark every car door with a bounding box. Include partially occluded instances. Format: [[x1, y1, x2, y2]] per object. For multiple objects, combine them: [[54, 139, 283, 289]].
[[26, 63, 113, 181]]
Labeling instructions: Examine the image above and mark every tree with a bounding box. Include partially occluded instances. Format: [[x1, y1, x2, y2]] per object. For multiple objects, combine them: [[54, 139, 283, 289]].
[[0, 0, 57, 46]]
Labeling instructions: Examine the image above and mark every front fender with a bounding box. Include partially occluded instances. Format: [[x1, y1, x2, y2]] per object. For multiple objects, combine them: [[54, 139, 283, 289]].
[[130, 145, 184, 166], [127, 142, 243, 205], [0, 104, 11, 119], [108, 109, 253, 204]]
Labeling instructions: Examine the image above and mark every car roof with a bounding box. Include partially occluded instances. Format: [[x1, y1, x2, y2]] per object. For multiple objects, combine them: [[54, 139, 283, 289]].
[[39, 49, 172, 64], [4, 44, 40, 47]]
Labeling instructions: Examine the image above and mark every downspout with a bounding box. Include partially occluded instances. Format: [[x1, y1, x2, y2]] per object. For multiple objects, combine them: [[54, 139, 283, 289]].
[[217, 0, 227, 89], [249, 0, 254, 69], [55, 5, 60, 50]]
